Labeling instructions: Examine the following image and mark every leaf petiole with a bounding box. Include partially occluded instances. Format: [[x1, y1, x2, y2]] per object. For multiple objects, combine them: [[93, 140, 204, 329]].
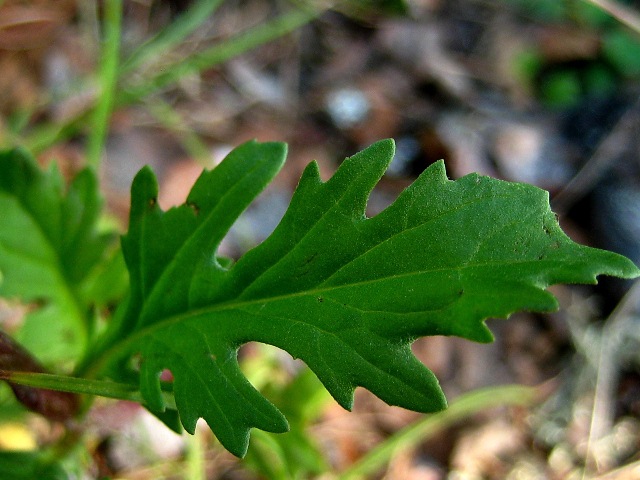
[[0, 370, 176, 410]]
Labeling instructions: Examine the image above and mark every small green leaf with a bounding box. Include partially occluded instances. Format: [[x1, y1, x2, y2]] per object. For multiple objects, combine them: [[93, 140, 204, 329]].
[[0, 149, 116, 366], [103, 139, 638, 457]]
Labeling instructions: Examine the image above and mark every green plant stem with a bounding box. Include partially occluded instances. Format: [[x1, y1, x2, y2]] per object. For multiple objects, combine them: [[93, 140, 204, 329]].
[[144, 99, 212, 166], [120, 0, 224, 74], [0, 370, 176, 410], [25, 5, 324, 156], [186, 430, 206, 480], [120, 6, 320, 102], [86, 0, 123, 170], [338, 384, 539, 480], [27, 116, 90, 155]]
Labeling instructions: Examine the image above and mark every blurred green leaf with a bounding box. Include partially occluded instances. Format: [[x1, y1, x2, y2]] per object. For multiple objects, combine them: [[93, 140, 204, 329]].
[[0, 451, 67, 480], [572, 1, 614, 27], [603, 28, 640, 77], [245, 367, 331, 479], [539, 69, 582, 107], [0, 149, 118, 367]]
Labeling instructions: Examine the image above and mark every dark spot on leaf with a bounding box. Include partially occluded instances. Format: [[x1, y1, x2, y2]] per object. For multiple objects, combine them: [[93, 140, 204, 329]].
[[30, 297, 48, 309], [148, 197, 157, 208], [317, 296, 324, 303], [303, 252, 318, 266], [187, 201, 200, 215]]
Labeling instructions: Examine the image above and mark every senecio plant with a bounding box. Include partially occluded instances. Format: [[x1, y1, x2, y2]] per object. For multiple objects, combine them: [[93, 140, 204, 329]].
[[0, 140, 638, 459]]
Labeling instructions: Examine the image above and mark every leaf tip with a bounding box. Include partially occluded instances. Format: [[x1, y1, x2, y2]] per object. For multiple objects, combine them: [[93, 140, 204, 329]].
[[570, 245, 640, 283], [425, 158, 449, 180], [130, 166, 159, 211], [237, 139, 287, 170], [332, 386, 356, 411], [375, 137, 395, 153], [366, 138, 396, 168], [618, 258, 640, 280], [299, 159, 322, 185]]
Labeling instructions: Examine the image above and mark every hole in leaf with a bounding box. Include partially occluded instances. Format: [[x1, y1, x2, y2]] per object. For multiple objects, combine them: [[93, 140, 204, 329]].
[[220, 189, 290, 260], [239, 342, 305, 392], [160, 369, 174, 382]]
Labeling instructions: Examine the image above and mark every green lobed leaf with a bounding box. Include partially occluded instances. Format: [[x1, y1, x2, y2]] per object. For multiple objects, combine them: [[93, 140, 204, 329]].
[[105, 139, 639, 457], [0, 149, 115, 366]]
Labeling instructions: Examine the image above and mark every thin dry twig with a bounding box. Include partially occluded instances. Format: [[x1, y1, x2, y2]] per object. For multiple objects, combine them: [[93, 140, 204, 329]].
[[585, 279, 640, 474], [551, 96, 640, 215], [592, 460, 640, 479]]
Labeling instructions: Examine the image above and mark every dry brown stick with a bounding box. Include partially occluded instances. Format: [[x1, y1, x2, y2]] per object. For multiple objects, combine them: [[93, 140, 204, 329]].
[[585, 279, 640, 472]]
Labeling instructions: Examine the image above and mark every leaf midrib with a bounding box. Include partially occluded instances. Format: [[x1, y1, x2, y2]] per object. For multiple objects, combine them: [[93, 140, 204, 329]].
[[236, 186, 530, 299], [96, 255, 559, 372], [99, 180, 551, 371]]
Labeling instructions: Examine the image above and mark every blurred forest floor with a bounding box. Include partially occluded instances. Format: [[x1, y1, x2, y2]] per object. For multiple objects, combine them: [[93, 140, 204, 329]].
[[1, 0, 640, 478]]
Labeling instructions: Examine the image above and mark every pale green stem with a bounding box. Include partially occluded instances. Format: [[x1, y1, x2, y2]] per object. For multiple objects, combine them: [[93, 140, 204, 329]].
[[120, 0, 224, 74], [121, 6, 321, 102], [25, 5, 324, 155], [186, 430, 206, 480], [1, 370, 176, 410], [339, 384, 539, 480], [86, 0, 123, 170], [144, 99, 212, 166]]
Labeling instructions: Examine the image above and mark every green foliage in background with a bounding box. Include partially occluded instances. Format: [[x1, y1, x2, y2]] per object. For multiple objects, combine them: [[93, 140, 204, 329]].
[[0, 451, 67, 480], [0, 150, 122, 367], [507, 0, 640, 107]]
